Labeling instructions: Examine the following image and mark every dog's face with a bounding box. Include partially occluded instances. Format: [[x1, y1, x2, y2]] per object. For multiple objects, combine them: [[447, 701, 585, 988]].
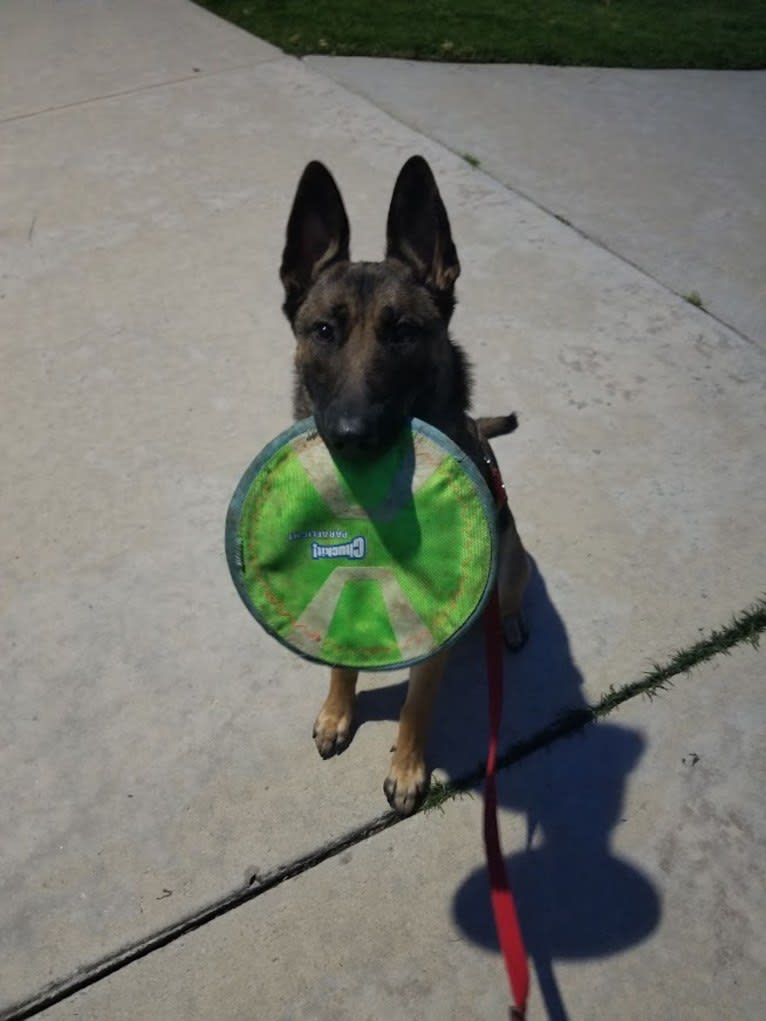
[[280, 157, 467, 458]]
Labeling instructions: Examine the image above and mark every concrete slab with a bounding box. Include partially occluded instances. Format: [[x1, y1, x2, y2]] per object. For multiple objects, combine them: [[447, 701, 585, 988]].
[[42, 643, 766, 1020], [307, 58, 766, 346], [2, 6, 765, 1011], [0, 0, 280, 122]]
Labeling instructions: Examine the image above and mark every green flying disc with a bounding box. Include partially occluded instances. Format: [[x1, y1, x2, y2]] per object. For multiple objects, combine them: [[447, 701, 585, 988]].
[[226, 417, 498, 671]]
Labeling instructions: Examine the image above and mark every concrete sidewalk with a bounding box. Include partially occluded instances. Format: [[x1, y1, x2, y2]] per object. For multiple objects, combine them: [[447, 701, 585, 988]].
[[1, 1, 764, 1018], [308, 58, 766, 347]]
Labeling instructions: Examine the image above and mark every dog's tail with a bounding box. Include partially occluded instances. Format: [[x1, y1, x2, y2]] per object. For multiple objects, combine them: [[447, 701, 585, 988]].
[[475, 412, 518, 440]]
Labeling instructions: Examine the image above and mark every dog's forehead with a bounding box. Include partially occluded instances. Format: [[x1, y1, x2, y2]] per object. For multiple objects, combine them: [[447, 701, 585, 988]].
[[307, 260, 434, 318]]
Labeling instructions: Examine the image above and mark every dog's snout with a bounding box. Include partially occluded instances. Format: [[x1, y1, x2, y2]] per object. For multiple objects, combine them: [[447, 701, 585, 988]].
[[328, 413, 373, 457]]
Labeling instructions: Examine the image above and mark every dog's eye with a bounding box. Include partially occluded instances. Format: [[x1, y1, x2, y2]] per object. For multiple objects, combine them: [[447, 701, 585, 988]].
[[313, 321, 335, 343], [390, 321, 421, 345]]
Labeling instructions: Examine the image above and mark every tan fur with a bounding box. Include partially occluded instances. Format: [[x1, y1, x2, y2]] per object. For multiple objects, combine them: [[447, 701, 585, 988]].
[[313, 667, 357, 758], [384, 649, 450, 815]]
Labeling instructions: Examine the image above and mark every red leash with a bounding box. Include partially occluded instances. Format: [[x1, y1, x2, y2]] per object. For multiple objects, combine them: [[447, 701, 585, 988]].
[[484, 465, 530, 1019]]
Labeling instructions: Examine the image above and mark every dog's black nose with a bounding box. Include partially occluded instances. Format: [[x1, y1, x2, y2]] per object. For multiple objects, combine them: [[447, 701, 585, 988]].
[[327, 414, 374, 458]]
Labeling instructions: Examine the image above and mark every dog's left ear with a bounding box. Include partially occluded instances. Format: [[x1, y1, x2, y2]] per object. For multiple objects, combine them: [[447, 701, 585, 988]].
[[281, 161, 350, 322], [386, 156, 460, 305]]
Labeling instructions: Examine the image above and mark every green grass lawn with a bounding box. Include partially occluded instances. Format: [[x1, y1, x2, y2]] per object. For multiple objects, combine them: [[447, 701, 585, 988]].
[[195, 0, 766, 68]]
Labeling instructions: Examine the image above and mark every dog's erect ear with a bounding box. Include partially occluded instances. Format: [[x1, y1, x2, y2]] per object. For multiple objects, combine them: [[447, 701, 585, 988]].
[[386, 156, 460, 299], [280, 161, 350, 321]]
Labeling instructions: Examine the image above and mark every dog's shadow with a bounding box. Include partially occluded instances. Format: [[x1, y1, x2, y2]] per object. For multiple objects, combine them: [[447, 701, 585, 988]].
[[355, 559, 661, 1020]]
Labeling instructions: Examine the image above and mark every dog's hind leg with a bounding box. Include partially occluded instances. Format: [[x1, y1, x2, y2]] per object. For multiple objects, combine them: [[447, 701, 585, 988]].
[[498, 511, 531, 651], [313, 667, 358, 758], [384, 648, 449, 815]]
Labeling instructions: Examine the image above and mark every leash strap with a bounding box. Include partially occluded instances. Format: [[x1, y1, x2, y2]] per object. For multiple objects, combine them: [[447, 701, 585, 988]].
[[484, 465, 530, 1019]]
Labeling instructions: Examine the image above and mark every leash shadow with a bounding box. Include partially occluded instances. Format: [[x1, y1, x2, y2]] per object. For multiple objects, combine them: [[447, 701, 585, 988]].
[[439, 558, 661, 1019]]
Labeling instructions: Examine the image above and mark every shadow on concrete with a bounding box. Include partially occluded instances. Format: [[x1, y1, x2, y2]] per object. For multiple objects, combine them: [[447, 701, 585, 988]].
[[356, 559, 661, 1021]]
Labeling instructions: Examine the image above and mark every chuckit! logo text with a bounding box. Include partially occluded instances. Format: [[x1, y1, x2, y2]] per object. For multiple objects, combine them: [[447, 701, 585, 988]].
[[311, 536, 367, 561]]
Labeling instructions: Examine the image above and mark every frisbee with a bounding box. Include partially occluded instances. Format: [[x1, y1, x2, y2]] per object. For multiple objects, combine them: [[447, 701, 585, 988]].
[[225, 417, 498, 671]]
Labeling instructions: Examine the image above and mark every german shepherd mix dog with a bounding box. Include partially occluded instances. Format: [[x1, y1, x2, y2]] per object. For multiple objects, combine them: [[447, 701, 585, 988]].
[[280, 156, 530, 815]]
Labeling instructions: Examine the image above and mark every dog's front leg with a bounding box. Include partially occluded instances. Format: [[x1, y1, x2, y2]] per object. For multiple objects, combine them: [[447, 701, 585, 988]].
[[384, 649, 449, 815], [313, 667, 358, 758]]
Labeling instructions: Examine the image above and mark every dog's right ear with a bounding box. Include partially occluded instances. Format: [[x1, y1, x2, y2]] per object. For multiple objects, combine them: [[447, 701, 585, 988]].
[[280, 162, 350, 322]]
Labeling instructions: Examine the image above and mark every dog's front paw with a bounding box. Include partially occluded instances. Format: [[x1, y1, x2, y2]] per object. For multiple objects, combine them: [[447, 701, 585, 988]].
[[384, 751, 429, 816], [312, 703, 353, 759]]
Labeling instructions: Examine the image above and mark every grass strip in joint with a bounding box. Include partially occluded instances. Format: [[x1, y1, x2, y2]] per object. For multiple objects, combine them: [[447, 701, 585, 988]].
[[425, 596, 766, 812], [593, 596, 765, 718]]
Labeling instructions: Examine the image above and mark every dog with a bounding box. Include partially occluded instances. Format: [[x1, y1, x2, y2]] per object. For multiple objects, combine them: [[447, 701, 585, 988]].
[[279, 156, 530, 815]]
